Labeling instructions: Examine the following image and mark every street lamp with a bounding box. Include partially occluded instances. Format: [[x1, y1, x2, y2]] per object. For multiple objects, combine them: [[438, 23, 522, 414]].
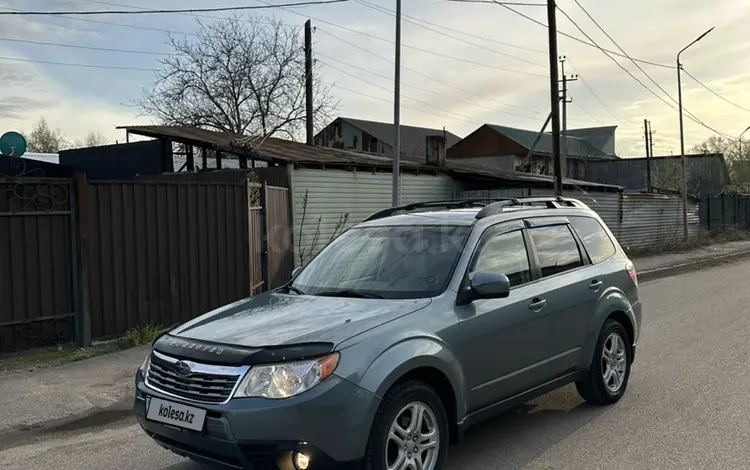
[[739, 125, 750, 158], [677, 26, 714, 242]]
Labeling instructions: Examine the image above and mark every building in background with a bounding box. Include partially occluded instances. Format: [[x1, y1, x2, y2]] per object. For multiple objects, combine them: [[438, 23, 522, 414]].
[[314, 117, 462, 158], [582, 153, 730, 197], [447, 123, 619, 179]]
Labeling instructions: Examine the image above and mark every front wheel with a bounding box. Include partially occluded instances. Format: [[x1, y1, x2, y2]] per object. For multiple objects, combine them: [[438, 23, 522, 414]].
[[364, 381, 449, 470], [576, 319, 632, 405]]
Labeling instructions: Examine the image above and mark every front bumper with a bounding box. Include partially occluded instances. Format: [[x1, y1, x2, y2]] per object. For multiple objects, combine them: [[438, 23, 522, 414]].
[[134, 370, 380, 470]]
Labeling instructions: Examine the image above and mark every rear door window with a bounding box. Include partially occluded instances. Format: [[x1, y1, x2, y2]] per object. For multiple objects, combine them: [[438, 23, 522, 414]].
[[528, 225, 584, 278], [569, 216, 616, 264]]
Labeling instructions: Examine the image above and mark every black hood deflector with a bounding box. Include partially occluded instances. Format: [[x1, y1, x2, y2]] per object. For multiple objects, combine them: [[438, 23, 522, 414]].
[[152, 334, 334, 366]]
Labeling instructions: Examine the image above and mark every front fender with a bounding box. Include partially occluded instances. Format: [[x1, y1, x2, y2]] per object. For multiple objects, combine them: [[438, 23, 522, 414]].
[[582, 288, 638, 366], [340, 336, 467, 422]]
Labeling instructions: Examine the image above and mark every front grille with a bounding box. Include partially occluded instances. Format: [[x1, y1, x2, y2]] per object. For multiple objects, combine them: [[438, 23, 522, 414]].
[[146, 352, 243, 404]]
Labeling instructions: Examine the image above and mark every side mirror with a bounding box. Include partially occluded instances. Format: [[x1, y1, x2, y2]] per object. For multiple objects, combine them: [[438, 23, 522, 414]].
[[291, 266, 302, 279], [470, 272, 511, 299]]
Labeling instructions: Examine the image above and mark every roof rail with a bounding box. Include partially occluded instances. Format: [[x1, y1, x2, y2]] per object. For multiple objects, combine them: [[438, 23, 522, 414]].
[[363, 199, 501, 222], [475, 196, 589, 219]]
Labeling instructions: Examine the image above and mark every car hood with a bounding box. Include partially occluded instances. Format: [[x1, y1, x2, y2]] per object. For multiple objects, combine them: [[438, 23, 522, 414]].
[[169, 292, 431, 348]]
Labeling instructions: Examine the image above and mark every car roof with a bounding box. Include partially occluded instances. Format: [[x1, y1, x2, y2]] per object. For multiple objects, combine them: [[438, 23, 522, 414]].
[[355, 205, 599, 228]]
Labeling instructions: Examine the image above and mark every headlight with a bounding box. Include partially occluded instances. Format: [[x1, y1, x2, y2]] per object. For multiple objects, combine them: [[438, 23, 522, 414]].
[[234, 353, 340, 399], [139, 353, 151, 375]]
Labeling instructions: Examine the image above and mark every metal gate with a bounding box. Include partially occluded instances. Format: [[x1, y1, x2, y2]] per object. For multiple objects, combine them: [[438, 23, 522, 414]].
[[0, 159, 79, 353]]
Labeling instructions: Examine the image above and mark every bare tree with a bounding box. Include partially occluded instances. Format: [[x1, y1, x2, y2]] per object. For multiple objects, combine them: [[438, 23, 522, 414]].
[[136, 15, 337, 140], [26, 117, 68, 153], [75, 130, 109, 148], [297, 189, 349, 266], [693, 136, 750, 191]]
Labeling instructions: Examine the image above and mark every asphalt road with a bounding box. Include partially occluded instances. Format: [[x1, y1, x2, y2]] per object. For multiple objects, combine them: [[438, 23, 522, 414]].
[[3, 259, 750, 470]]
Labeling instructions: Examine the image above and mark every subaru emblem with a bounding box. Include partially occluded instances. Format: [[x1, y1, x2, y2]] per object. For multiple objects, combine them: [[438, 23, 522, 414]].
[[175, 361, 191, 376]]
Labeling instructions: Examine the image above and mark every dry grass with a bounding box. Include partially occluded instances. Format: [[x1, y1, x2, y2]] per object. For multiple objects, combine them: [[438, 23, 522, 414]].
[[0, 324, 161, 374]]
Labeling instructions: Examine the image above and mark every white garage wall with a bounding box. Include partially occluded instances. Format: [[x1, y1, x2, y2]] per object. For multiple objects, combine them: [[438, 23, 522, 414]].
[[291, 168, 456, 266]]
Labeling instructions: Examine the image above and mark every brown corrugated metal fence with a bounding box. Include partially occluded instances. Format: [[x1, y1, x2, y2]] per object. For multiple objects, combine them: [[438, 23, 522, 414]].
[[85, 181, 251, 339], [0, 179, 77, 353], [264, 185, 294, 289], [138, 167, 288, 187], [1, 174, 294, 353]]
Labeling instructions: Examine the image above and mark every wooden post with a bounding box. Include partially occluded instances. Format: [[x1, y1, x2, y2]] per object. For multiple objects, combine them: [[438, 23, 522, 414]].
[[259, 182, 270, 291], [73, 173, 92, 347]]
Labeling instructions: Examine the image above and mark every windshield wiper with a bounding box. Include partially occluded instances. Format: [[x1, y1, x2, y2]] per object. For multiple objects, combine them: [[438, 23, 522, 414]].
[[313, 290, 385, 299], [284, 285, 306, 295]]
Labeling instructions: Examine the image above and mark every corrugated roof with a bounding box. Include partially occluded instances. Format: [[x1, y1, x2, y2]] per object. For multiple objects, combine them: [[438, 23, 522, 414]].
[[487, 124, 614, 159], [565, 126, 617, 155], [336, 117, 463, 156], [118, 125, 621, 191]]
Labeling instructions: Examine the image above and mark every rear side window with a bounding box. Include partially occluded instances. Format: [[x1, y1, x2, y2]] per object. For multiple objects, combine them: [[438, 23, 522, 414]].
[[569, 216, 616, 264], [529, 225, 583, 278]]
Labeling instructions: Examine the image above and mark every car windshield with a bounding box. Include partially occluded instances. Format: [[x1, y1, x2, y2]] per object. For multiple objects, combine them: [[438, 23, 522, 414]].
[[291, 224, 471, 299]]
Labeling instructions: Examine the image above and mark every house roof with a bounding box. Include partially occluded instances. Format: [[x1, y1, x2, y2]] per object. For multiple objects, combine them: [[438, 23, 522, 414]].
[[565, 126, 617, 155], [118, 125, 622, 192], [485, 124, 616, 159], [328, 117, 463, 155]]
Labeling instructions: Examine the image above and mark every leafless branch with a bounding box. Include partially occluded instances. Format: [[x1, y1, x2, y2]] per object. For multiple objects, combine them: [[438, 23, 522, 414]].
[[134, 15, 337, 141]]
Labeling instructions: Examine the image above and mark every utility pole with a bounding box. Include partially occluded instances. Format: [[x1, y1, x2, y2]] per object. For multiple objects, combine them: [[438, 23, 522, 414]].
[[648, 121, 655, 162], [559, 56, 577, 179], [677, 27, 714, 243], [304, 20, 314, 146], [546, 0, 562, 196], [644, 119, 652, 192], [391, 0, 402, 206]]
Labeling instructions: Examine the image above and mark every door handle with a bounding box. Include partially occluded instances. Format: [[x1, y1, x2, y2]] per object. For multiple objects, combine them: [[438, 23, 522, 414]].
[[589, 280, 603, 291], [528, 298, 547, 310]]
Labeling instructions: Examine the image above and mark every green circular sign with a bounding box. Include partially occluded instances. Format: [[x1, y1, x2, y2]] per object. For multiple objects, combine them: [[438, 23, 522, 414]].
[[0, 131, 27, 157]]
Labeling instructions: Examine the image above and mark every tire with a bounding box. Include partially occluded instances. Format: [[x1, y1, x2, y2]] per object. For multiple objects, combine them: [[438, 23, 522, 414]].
[[575, 319, 632, 406], [364, 381, 450, 470]]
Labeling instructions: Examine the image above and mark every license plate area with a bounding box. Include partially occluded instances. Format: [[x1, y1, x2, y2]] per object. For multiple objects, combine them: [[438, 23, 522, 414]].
[[145, 396, 207, 432]]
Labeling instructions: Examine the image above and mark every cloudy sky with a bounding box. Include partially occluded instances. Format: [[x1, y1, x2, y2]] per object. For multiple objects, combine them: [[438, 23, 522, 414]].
[[0, 0, 748, 156]]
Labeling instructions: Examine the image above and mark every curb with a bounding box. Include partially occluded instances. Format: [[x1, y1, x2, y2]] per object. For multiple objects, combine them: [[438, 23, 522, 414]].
[[637, 249, 750, 283]]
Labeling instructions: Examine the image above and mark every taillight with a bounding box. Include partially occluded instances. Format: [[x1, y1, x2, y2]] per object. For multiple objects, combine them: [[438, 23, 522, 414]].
[[626, 260, 637, 286]]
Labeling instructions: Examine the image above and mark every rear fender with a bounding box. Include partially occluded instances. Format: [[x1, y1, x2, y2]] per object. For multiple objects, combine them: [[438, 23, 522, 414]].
[[581, 288, 637, 366]]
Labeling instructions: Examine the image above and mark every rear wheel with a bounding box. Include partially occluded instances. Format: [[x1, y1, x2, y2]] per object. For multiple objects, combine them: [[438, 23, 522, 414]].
[[364, 381, 449, 470], [576, 319, 632, 405]]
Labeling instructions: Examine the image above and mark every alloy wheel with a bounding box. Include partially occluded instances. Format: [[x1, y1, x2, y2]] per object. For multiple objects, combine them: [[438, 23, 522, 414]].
[[386, 402, 440, 470], [601, 332, 627, 393]]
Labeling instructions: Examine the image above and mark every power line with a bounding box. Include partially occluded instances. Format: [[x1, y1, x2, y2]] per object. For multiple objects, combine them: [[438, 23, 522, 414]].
[[0, 36, 173, 56], [354, 0, 546, 68], [681, 68, 750, 114], [319, 60, 483, 126], [0, 0, 349, 15], [0, 6, 199, 36], [571, 100, 602, 124], [556, 6, 732, 138], [389, 4, 545, 54], [460, 0, 675, 69], [0, 55, 157, 71], [316, 51, 596, 125], [566, 58, 623, 123], [441, 0, 546, 5], [568, 0, 680, 107], [320, 79, 483, 126], [316, 27, 548, 117], [254, 0, 547, 77]]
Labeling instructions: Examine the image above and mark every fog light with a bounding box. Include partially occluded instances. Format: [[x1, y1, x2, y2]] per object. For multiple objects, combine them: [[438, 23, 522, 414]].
[[293, 452, 310, 470]]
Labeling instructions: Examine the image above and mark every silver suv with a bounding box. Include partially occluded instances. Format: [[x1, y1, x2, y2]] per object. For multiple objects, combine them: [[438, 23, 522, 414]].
[[134, 196, 642, 470]]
